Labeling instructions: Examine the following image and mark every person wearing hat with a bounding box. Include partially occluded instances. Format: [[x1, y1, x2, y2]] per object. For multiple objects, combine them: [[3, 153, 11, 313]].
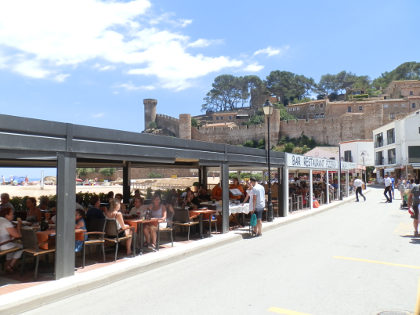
[[249, 177, 265, 236]]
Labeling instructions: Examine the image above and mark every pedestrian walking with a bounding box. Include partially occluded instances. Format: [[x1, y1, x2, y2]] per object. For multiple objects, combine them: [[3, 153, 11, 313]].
[[384, 174, 392, 203], [353, 177, 366, 202], [249, 177, 265, 237], [408, 180, 420, 236], [391, 176, 395, 200]]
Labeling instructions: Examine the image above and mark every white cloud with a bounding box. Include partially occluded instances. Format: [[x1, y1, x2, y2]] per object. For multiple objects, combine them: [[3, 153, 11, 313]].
[[244, 63, 264, 72], [0, 0, 245, 90], [116, 82, 156, 91], [93, 63, 116, 71], [12, 60, 51, 78], [54, 73, 70, 82], [92, 112, 105, 118], [254, 45, 290, 57], [188, 38, 223, 48]]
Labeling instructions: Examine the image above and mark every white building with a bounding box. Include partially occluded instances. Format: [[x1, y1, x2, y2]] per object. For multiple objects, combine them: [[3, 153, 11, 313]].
[[372, 110, 420, 180], [339, 140, 374, 167]]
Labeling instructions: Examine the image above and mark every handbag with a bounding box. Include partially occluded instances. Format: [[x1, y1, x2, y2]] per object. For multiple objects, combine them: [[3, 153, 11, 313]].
[[250, 213, 257, 227]]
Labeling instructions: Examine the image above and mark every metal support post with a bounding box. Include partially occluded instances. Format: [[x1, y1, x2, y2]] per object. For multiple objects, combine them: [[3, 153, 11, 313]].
[[309, 169, 313, 210], [346, 171, 350, 197], [326, 170, 330, 204], [282, 167, 289, 216], [277, 168, 282, 217], [55, 153, 76, 279], [221, 162, 229, 234], [123, 162, 131, 204]]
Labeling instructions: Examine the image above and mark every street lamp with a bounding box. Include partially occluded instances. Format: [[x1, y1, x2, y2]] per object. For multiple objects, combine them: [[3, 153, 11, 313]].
[[263, 100, 274, 222], [361, 151, 367, 189]]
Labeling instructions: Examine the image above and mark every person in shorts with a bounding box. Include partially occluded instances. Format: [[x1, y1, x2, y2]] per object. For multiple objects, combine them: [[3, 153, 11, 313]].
[[250, 177, 265, 236], [408, 180, 420, 236]]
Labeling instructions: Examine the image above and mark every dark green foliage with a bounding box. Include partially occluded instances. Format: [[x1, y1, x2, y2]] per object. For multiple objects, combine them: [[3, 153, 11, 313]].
[[191, 117, 199, 128], [148, 172, 163, 178], [243, 138, 265, 149], [373, 62, 420, 89]]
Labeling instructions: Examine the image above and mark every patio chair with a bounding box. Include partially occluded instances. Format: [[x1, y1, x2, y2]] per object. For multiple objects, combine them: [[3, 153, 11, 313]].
[[201, 212, 217, 234], [0, 239, 21, 271], [173, 210, 199, 241], [83, 217, 106, 268], [157, 210, 174, 250], [103, 218, 135, 261], [20, 228, 55, 280]]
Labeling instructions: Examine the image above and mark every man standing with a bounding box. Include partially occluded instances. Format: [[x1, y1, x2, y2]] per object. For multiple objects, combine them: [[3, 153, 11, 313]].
[[250, 177, 265, 237], [408, 180, 420, 236], [354, 177, 366, 202], [384, 174, 392, 203]]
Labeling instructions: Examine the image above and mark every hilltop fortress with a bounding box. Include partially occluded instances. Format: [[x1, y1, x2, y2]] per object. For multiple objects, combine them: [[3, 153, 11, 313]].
[[143, 80, 420, 146]]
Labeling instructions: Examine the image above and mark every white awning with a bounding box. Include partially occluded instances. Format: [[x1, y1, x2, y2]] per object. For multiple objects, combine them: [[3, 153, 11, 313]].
[[411, 163, 420, 169]]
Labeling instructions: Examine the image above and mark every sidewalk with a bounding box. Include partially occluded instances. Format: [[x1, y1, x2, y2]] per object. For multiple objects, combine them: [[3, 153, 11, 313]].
[[0, 189, 369, 314]]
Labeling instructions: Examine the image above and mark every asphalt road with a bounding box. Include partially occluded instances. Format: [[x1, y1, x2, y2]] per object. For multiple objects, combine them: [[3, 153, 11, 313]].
[[23, 188, 420, 315]]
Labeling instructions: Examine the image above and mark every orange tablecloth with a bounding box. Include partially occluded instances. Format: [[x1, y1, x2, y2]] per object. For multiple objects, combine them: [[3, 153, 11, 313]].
[[125, 218, 159, 233], [190, 209, 216, 220], [36, 229, 85, 250]]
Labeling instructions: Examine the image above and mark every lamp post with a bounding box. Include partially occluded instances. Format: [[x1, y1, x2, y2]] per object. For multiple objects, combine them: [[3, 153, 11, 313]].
[[361, 152, 367, 189], [263, 100, 274, 222]]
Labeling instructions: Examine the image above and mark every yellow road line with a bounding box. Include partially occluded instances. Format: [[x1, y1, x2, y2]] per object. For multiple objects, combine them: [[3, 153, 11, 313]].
[[268, 307, 311, 315], [334, 256, 420, 270], [415, 277, 420, 315]]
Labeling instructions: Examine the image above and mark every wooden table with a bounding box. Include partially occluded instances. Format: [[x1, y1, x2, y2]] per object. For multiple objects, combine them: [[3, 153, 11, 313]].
[[125, 218, 159, 254], [36, 229, 85, 250], [190, 209, 217, 238]]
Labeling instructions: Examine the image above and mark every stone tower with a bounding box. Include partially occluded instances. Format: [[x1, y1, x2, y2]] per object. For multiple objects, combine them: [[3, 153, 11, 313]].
[[178, 114, 191, 140], [143, 99, 157, 130]]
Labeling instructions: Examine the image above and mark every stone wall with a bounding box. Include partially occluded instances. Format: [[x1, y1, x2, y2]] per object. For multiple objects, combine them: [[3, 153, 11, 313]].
[[155, 114, 179, 137]]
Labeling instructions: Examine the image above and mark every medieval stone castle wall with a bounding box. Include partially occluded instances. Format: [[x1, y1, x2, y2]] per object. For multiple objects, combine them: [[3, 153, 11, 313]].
[[143, 80, 420, 146]]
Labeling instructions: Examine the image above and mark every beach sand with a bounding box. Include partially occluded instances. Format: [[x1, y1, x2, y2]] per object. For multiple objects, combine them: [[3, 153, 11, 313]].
[[0, 177, 220, 199]]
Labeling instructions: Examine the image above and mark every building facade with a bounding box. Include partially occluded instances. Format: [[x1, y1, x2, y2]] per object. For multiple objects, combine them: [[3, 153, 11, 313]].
[[373, 110, 420, 181]]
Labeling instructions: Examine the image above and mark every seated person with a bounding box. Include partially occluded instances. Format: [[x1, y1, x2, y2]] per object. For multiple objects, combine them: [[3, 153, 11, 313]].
[[211, 183, 222, 201], [26, 197, 42, 222], [128, 197, 146, 218], [105, 198, 132, 256], [75, 209, 87, 253], [143, 193, 167, 250], [86, 195, 105, 228], [0, 207, 22, 273], [229, 178, 244, 201], [114, 193, 127, 213], [0, 193, 15, 213], [197, 185, 211, 202], [183, 187, 200, 209]]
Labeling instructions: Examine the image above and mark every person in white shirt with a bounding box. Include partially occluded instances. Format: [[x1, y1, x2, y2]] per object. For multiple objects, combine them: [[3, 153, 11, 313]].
[[128, 197, 146, 217], [384, 174, 392, 203], [353, 177, 366, 202], [250, 177, 265, 236]]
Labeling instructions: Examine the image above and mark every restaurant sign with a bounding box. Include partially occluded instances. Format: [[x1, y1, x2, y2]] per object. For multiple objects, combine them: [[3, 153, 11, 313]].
[[286, 153, 338, 170]]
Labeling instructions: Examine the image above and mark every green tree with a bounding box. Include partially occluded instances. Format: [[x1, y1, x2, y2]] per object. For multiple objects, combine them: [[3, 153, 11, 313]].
[[191, 117, 199, 128], [202, 74, 243, 112], [265, 71, 315, 105], [99, 168, 116, 178], [284, 142, 295, 153], [372, 62, 420, 89]]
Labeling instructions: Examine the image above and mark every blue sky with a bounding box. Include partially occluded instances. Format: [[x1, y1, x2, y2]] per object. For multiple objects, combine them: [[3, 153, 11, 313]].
[[0, 0, 419, 177]]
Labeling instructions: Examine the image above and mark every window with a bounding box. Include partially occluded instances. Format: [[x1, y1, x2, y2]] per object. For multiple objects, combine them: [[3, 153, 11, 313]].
[[402, 103, 407, 108], [320, 113, 325, 118], [220, 116, 224, 120], [387, 128, 395, 144], [410, 91, 414, 96], [388, 149, 396, 164], [375, 132, 383, 148], [310, 104, 315, 110], [347, 106, 352, 113], [384, 104, 388, 108], [412, 103, 416, 109], [359, 106, 363, 111], [229, 116, 232, 120], [344, 150, 352, 162], [216, 116, 219, 120], [320, 103, 323, 108], [375, 151, 384, 165], [389, 113, 395, 120], [409, 146, 420, 163]]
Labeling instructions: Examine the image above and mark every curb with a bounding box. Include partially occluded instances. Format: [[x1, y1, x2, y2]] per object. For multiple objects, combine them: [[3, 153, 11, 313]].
[[0, 189, 370, 314]]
